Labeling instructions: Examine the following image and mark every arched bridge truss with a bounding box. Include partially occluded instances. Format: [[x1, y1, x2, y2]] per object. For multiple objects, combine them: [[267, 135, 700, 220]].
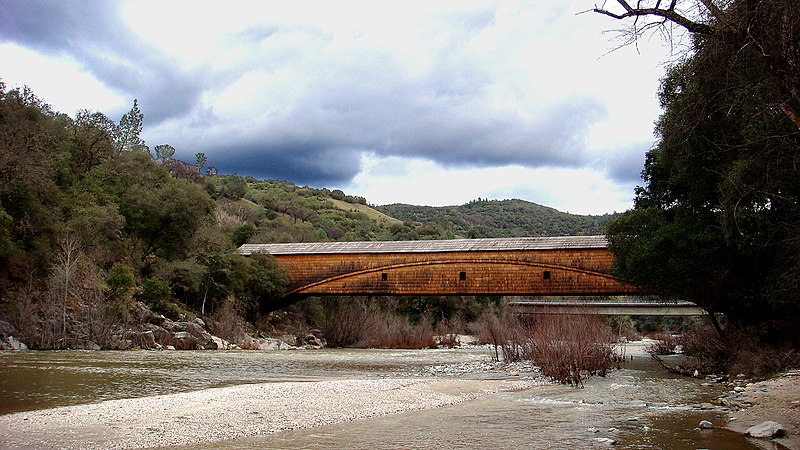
[[240, 236, 637, 310]]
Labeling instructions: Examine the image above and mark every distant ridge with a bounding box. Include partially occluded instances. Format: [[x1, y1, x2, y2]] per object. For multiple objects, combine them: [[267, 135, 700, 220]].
[[376, 199, 615, 238]]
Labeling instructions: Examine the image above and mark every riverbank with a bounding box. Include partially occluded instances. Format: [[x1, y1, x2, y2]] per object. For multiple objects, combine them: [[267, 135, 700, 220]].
[[723, 369, 800, 449], [0, 342, 794, 449], [0, 377, 541, 449]]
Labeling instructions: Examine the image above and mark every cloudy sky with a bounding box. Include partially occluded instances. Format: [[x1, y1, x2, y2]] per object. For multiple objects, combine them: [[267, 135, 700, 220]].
[[1, 0, 675, 215]]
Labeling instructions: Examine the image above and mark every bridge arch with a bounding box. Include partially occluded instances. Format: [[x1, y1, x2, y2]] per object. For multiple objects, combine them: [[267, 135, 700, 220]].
[[284, 258, 625, 297]]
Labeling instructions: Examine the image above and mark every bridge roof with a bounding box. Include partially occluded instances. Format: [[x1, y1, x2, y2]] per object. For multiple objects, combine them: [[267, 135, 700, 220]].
[[239, 235, 607, 255]]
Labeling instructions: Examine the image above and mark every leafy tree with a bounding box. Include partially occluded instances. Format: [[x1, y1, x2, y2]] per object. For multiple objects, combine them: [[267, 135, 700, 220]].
[[153, 144, 176, 162], [70, 110, 118, 175], [116, 99, 147, 153], [605, 1, 800, 342], [195, 152, 207, 169], [221, 175, 247, 199], [105, 262, 136, 302]]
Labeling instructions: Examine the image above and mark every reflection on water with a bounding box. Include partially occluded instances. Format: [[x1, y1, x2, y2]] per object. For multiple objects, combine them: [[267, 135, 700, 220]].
[[0, 348, 487, 414], [1, 347, 761, 449]]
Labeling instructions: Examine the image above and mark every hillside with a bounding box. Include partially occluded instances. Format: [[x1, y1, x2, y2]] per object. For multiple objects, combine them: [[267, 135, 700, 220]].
[[234, 180, 613, 242], [376, 199, 614, 238]]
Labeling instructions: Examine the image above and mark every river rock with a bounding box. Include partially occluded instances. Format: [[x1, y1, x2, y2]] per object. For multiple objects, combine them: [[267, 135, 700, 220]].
[[211, 336, 233, 350], [593, 437, 616, 445], [746, 421, 785, 438], [1, 335, 28, 351], [143, 323, 173, 347], [172, 331, 199, 350], [257, 338, 295, 351], [699, 420, 714, 429], [139, 330, 156, 349], [304, 334, 324, 349]]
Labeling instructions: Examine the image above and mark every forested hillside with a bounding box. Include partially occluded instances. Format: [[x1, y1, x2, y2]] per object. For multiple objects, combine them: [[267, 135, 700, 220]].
[[377, 199, 613, 238]]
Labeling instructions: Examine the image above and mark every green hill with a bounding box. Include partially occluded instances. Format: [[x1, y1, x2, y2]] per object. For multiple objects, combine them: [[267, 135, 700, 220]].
[[376, 199, 614, 238], [231, 179, 614, 243]]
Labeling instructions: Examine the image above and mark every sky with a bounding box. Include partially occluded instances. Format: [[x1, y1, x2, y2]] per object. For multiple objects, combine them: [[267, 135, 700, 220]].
[[0, 0, 677, 215]]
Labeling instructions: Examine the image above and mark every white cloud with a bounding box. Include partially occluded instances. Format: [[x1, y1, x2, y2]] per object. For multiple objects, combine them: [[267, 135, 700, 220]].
[[342, 153, 634, 214], [2, 0, 674, 214], [0, 43, 127, 116]]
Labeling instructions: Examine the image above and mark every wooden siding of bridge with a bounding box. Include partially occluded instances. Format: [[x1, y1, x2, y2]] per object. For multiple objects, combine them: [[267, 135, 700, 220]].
[[268, 247, 635, 297]]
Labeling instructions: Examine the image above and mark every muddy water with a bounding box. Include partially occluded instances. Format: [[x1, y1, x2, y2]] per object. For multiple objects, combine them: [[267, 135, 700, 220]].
[[0, 346, 763, 449]]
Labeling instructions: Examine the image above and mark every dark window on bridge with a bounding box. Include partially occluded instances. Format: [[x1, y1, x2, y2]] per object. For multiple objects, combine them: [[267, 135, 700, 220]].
[[381, 273, 388, 281], [543, 271, 551, 280], [459, 271, 467, 281]]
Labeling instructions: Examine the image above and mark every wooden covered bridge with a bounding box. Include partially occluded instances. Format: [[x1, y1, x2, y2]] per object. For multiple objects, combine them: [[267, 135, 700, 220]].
[[240, 236, 639, 310]]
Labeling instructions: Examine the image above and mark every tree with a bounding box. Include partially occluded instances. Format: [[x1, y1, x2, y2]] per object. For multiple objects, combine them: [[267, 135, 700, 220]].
[[70, 110, 117, 175], [604, 2, 800, 342], [53, 233, 81, 345], [593, 0, 800, 129], [116, 99, 146, 153], [195, 152, 207, 169], [153, 144, 175, 162]]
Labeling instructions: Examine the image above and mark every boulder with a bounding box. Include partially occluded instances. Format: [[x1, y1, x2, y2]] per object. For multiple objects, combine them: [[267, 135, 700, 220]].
[[699, 420, 714, 429], [0, 320, 16, 338], [304, 334, 324, 349], [139, 330, 156, 349], [746, 421, 785, 438], [257, 338, 295, 351], [172, 331, 199, 350], [0, 335, 28, 351]]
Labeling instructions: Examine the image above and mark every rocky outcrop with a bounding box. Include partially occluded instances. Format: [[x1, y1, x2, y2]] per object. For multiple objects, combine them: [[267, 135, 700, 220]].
[[0, 320, 28, 351]]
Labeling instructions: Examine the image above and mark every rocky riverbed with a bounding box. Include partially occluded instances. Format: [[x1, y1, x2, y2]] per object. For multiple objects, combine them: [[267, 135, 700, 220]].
[[0, 377, 541, 449], [1, 337, 798, 449], [720, 369, 800, 449]]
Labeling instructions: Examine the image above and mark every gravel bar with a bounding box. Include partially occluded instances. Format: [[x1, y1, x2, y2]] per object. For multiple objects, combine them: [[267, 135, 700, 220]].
[[0, 378, 541, 449]]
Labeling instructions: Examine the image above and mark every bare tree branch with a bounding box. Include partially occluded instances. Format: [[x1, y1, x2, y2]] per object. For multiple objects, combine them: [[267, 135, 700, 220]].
[[593, 0, 717, 34]]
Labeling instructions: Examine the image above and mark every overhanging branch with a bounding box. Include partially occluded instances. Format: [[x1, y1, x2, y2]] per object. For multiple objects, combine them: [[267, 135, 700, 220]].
[[593, 0, 717, 35]]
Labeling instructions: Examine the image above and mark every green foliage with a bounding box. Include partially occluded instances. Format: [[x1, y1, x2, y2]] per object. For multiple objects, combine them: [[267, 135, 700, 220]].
[[153, 144, 175, 162], [195, 152, 207, 169], [378, 199, 613, 238], [105, 263, 136, 302], [117, 99, 146, 153], [139, 278, 183, 319], [221, 175, 247, 199], [607, 12, 800, 341]]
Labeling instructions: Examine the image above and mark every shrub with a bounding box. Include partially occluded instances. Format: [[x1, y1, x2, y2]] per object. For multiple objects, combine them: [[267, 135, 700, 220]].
[[524, 314, 618, 387], [139, 278, 183, 320]]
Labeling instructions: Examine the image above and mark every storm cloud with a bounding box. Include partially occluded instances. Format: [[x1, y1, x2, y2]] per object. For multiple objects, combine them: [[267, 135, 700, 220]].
[[1, 0, 670, 213]]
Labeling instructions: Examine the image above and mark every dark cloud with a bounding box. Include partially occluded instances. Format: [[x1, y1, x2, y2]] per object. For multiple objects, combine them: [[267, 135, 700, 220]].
[[1, 0, 202, 123], [603, 141, 649, 183], [3, 1, 630, 192], [192, 141, 362, 187]]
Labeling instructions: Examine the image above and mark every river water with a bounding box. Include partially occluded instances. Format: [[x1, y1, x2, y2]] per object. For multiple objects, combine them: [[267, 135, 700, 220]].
[[0, 345, 767, 449]]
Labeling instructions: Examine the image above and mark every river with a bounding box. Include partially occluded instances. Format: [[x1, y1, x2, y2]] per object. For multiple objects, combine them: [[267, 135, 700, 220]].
[[0, 343, 769, 449]]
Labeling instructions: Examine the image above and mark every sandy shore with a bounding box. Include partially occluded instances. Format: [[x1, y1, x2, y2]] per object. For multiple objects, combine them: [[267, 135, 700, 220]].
[[723, 370, 800, 449], [0, 377, 539, 449]]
